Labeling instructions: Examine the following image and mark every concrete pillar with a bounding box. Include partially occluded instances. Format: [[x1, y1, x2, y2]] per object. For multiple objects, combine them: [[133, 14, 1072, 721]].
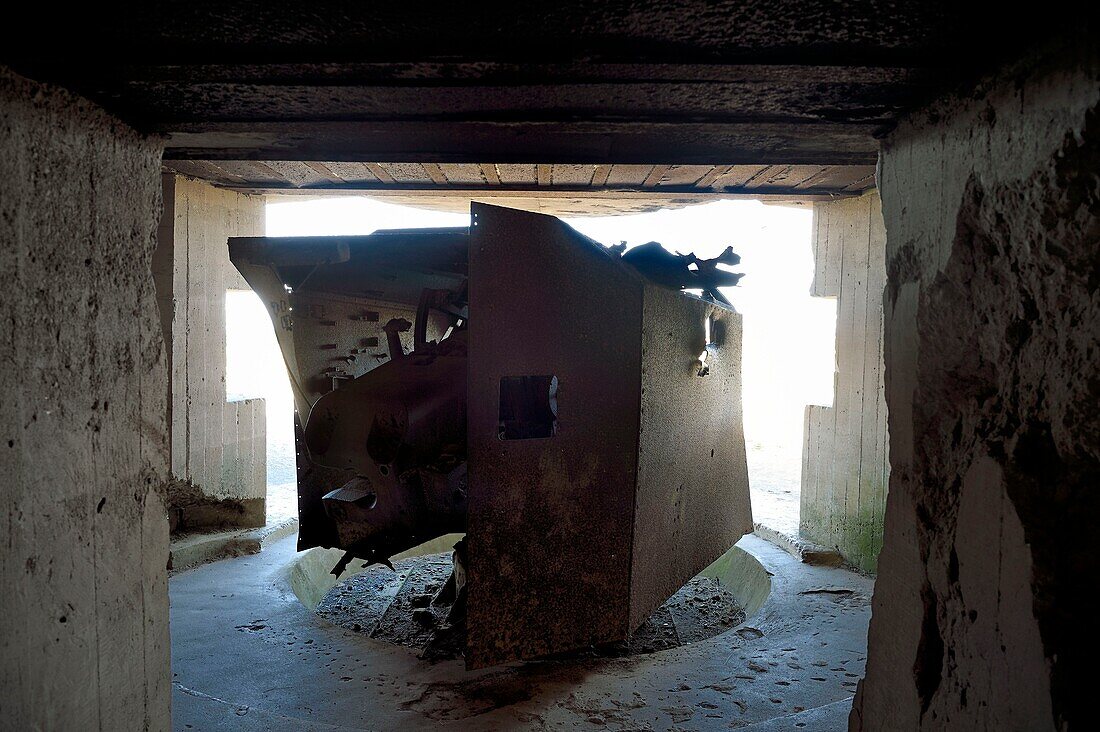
[[852, 38, 1098, 730], [155, 175, 267, 531], [0, 67, 170, 730], [800, 190, 889, 572]]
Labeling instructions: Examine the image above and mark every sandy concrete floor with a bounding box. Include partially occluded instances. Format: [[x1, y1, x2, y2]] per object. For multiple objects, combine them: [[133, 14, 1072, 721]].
[[170, 534, 870, 730]]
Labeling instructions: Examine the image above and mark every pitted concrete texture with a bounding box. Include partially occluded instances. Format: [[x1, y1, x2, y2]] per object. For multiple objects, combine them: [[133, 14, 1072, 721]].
[[854, 35, 1099, 731], [0, 67, 169, 729], [170, 534, 872, 730]]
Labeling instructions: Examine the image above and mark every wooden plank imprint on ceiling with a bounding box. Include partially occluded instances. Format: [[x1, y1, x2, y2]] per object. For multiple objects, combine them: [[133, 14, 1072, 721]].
[[161, 161, 877, 195]]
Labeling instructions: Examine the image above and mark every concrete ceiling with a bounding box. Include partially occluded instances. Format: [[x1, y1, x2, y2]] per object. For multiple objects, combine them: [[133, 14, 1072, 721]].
[[1, 2, 1059, 166], [162, 161, 876, 215]]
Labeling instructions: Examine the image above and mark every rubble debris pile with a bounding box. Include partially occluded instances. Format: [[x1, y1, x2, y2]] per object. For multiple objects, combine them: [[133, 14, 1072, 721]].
[[317, 553, 746, 661]]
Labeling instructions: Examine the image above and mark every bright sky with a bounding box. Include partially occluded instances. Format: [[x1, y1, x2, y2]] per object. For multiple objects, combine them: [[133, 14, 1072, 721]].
[[229, 196, 837, 503]]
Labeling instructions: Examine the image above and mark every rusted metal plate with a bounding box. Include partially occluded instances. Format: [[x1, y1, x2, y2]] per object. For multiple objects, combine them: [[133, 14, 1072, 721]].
[[466, 204, 645, 668], [466, 204, 752, 667], [629, 285, 753, 630]]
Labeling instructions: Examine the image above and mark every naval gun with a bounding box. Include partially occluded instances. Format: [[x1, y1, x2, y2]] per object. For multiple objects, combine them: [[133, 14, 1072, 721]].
[[229, 203, 752, 668]]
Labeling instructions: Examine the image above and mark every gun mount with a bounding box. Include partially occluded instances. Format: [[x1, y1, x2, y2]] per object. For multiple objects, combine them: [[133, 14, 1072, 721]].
[[230, 203, 752, 668]]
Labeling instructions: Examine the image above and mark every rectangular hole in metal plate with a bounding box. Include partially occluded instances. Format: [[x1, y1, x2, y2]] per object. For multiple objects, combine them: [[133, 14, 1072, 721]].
[[498, 375, 558, 440]]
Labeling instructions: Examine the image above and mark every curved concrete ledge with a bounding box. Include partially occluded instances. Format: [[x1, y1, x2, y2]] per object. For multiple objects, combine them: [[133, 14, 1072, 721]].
[[289, 533, 464, 610], [701, 542, 773, 620], [169, 517, 299, 574]]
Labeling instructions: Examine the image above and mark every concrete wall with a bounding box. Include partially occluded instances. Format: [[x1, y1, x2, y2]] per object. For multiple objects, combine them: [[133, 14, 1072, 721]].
[[155, 176, 267, 530], [801, 191, 889, 572], [852, 38, 1098, 730], [0, 67, 170, 729]]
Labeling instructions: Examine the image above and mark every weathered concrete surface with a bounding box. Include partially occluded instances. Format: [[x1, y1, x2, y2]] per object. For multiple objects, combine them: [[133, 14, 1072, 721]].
[[155, 175, 266, 529], [754, 523, 843, 568], [0, 67, 170, 729], [801, 191, 889, 572], [853, 36, 1099, 730]]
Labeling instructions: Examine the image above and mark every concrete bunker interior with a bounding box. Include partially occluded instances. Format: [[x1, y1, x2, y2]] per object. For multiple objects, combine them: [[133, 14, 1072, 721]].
[[3, 6, 1096, 731]]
